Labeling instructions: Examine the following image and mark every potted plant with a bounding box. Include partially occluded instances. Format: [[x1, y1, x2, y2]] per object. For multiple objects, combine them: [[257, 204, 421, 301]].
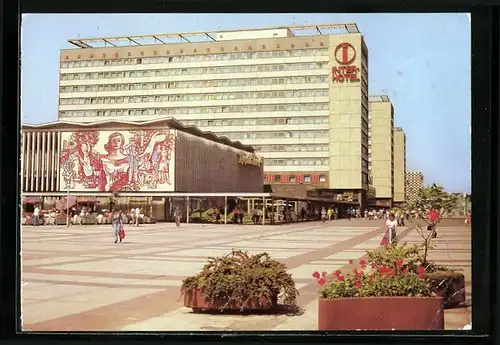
[[181, 250, 298, 313], [366, 242, 466, 308], [314, 259, 444, 330]]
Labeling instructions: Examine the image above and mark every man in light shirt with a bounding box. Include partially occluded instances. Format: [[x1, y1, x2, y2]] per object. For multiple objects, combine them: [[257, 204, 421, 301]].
[[33, 205, 40, 226], [135, 207, 141, 227]]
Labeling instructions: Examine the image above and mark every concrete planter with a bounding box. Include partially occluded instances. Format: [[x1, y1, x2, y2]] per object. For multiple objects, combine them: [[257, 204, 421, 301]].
[[318, 296, 444, 330], [426, 271, 466, 308], [183, 288, 277, 313]]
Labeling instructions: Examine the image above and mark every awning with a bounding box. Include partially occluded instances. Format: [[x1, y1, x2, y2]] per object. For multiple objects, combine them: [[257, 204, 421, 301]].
[[22, 198, 43, 204], [77, 199, 100, 204]]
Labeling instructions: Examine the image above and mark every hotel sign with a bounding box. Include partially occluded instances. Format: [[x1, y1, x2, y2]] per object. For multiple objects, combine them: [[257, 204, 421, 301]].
[[332, 42, 360, 83]]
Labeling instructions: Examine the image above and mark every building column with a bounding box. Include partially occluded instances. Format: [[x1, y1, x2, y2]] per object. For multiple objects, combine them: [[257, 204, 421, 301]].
[[186, 196, 190, 224], [247, 199, 250, 213], [262, 197, 266, 225], [270, 197, 275, 225], [224, 196, 227, 224]]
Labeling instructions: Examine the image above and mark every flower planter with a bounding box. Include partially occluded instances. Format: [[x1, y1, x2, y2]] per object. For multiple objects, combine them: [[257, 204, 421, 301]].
[[426, 271, 466, 308], [183, 288, 277, 313], [318, 296, 444, 330]]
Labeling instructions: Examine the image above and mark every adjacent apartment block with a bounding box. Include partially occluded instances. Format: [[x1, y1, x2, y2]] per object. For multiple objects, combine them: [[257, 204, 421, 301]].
[[393, 127, 406, 206], [57, 23, 370, 208], [406, 171, 424, 204], [368, 95, 394, 207]]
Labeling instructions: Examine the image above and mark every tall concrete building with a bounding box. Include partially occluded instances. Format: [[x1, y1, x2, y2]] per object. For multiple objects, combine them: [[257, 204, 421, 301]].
[[368, 95, 394, 207], [57, 23, 370, 209], [406, 171, 424, 204], [393, 127, 406, 205]]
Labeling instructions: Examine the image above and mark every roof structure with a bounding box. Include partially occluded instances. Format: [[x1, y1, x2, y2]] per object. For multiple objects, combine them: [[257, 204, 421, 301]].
[[369, 95, 391, 102], [22, 118, 255, 153], [67, 23, 360, 49]]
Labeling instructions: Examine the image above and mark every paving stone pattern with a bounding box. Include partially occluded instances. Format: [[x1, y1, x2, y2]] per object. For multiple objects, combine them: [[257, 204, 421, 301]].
[[21, 219, 471, 331]]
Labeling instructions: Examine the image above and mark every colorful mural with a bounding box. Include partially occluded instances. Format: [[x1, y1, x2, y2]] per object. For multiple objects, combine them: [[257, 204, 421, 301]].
[[59, 130, 176, 192]]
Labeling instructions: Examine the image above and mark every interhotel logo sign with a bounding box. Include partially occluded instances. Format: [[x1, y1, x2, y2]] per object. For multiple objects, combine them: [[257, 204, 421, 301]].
[[332, 43, 360, 83]]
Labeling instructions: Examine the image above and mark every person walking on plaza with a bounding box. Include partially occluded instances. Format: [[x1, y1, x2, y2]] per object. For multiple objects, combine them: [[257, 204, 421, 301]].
[[256, 208, 262, 224], [238, 207, 244, 224], [232, 207, 239, 224], [130, 207, 136, 225], [327, 208, 332, 222], [33, 205, 40, 226], [112, 209, 123, 244], [174, 206, 181, 227], [300, 207, 306, 221], [252, 208, 258, 225], [214, 207, 221, 224], [385, 213, 398, 245], [134, 207, 141, 227], [321, 207, 327, 223]]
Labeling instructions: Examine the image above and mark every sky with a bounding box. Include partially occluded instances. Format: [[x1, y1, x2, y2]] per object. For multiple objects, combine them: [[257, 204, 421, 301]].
[[20, 13, 471, 193]]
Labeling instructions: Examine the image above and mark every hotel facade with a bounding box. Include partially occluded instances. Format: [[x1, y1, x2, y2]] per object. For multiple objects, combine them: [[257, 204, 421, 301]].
[[368, 95, 394, 208], [56, 23, 370, 209], [393, 127, 406, 206]]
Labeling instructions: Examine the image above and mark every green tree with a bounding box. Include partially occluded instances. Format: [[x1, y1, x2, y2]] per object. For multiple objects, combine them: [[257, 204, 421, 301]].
[[403, 184, 459, 265]]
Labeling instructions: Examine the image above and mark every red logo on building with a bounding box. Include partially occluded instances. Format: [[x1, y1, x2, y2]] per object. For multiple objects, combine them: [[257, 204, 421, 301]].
[[333, 42, 360, 83], [334, 43, 356, 65]]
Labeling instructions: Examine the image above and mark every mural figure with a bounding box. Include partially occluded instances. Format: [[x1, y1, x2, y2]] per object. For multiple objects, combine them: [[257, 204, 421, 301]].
[[59, 129, 175, 192]]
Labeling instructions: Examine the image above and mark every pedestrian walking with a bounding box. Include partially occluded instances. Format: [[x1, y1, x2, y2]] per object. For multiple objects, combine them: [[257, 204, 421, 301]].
[[33, 205, 40, 226], [214, 207, 221, 224], [112, 209, 123, 244], [321, 207, 327, 223], [174, 206, 181, 227], [134, 207, 140, 227], [327, 208, 332, 222], [385, 213, 398, 245]]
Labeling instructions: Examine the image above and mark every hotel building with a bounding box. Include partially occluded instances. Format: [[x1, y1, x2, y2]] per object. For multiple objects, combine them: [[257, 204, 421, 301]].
[[393, 127, 406, 206], [56, 23, 370, 209], [368, 95, 394, 207], [406, 171, 424, 204]]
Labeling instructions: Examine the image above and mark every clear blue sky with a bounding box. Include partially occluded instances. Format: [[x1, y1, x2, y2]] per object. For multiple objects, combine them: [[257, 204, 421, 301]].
[[20, 13, 471, 193]]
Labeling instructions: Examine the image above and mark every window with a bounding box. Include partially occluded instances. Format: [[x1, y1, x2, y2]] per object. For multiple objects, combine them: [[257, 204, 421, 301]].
[[319, 175, 326, 183], [274, 175, 280, 183], [304, 175, 312, 183]]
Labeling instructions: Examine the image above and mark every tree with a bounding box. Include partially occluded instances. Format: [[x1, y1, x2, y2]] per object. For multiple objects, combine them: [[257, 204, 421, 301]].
[[403, 184, 459, 265]]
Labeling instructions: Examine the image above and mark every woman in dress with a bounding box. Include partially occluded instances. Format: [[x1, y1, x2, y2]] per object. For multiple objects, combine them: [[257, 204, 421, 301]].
[[385, 213, 398, 244]]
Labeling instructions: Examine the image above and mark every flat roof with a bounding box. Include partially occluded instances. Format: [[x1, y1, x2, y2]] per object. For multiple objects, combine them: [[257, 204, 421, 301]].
[[368, 95, 391, 103], [22, 117, 255, 153], [67, 23, 360, 49]]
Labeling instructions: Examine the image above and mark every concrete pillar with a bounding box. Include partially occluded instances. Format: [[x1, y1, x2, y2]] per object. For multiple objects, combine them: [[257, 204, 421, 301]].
[[247, 199, 250, 213], [262, 197, 266, 225], [224, 196, 227, 224], [186, 196, 190, 223]]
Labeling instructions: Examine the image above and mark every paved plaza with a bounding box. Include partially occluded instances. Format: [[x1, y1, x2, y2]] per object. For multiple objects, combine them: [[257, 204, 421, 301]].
[[21, 219, 471, 331]]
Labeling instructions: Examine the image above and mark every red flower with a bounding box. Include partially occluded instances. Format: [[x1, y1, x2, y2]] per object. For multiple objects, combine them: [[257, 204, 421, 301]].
[[334, 269, 342, 276], [322, 271, 327, 277], [312, 271, 320, 279], [359, 259, 366, 266], [348, 259, 354, 264], [379, 266, 391, 275], [318, 278, 326, 285], [338, 274, 345, 281], [354, 279, 362, 288], [417, 265, 426, 274], [402, 268, 409, 275], [369, 274, 375, 281], [395, 259, 404, 268], [388, 269, 396, 276], [418, 272, 425, 279]]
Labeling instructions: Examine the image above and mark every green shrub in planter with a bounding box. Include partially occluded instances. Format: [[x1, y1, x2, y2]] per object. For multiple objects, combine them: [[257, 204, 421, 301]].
[[181, 250, 298, 311]]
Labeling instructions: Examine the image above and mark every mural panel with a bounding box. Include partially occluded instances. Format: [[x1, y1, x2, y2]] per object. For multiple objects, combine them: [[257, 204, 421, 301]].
[[59, 129, 176, 192]]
